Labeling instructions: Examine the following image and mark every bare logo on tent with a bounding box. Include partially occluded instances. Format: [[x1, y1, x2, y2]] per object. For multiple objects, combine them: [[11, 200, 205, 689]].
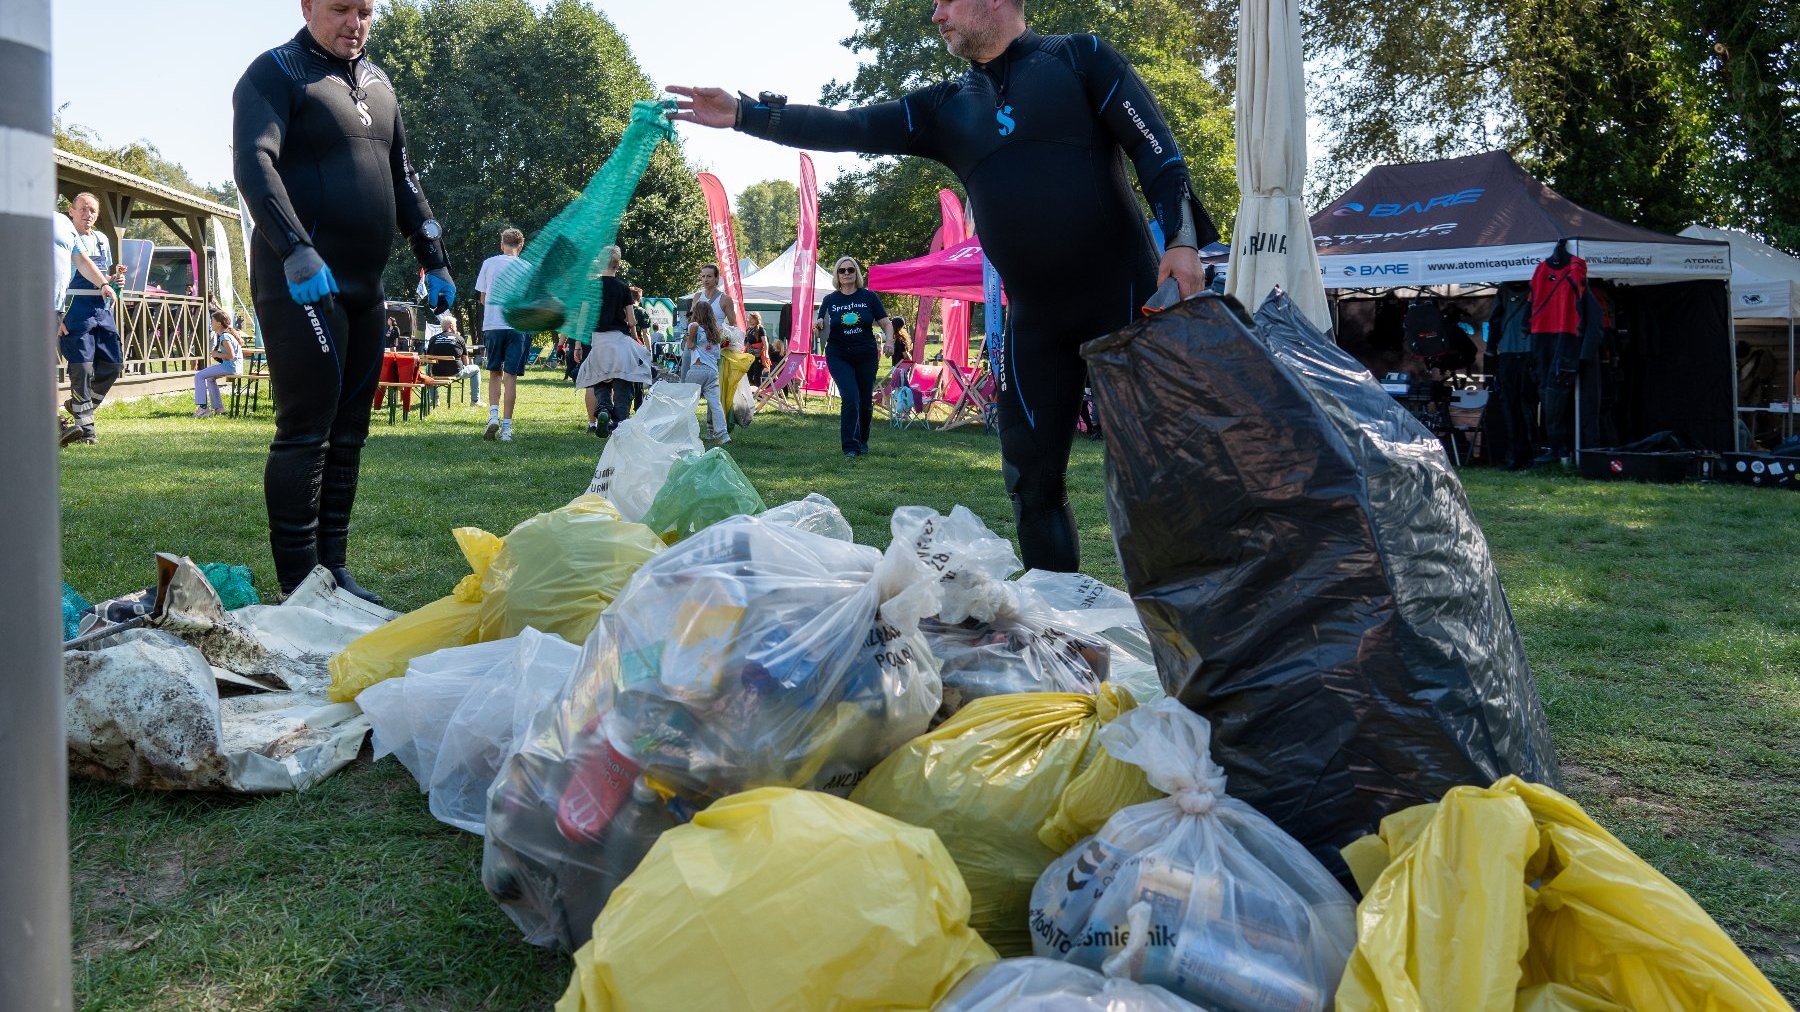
[[996, 105, 1016, 136], [1343, 264, 1411, 277], [1743, 293, 1765, 305], [1332, 189, 1483, 218]]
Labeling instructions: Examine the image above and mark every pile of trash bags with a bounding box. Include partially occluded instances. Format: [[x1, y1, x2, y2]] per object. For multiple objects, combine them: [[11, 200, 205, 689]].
[[66, 282, 1787, 1008]]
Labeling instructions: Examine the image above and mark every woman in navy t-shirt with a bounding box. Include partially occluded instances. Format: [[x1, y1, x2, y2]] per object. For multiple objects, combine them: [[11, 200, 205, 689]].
[[815, 256, 894, 457]]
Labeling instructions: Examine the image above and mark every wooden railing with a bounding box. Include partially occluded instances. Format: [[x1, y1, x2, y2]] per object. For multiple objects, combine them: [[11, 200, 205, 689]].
[[116, 293, 212, 375]]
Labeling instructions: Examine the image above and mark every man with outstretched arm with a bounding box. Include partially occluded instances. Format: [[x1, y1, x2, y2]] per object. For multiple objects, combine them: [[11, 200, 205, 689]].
[[233, 0, 456, 604], [671, 0, 1218, 573]]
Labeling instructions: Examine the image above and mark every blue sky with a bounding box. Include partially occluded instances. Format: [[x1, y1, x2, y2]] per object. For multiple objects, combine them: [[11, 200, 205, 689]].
[[50, 1, 872, 199]]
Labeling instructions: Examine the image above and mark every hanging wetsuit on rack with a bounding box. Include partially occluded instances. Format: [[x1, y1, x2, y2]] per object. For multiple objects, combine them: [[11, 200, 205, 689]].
[[1529, 240, 1588, 465]]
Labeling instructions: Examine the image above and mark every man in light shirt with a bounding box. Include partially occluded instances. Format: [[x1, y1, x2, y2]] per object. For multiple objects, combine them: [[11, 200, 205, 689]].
[[474, 227, 529, 441]]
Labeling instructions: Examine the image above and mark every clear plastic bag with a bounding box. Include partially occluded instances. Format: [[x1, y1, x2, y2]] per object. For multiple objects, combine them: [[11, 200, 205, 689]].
[[431, 631, 581, 834], [586, 381, 703, 522], [360, 638, 519, 788], [760, 493, 854, 542], [937, 958, 1205, 1011], [482, 513, 944, 947], [892, 507, 1112, 715], [1016, 570, 1163, 704], [1029, 699, 1356, 1012]]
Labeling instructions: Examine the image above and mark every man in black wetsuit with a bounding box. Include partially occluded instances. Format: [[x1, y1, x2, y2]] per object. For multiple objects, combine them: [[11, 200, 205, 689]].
[[671, 0, 1217, 573], [233, 0, 455, 603]]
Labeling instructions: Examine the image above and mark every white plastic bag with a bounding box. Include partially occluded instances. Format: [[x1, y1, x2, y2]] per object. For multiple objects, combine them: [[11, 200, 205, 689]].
[[1029, 699, 1356, 1012], [1016, 570, 1163, 703], [937, 958, 1204, 1011], [360, 632, 581, 835], [731, 367, 756, 427], [760, 493, 855, 542], [893, 506, 1113, 714], [428, 630, 581, 834], [482, 513, 944, 947], [586, 381, 703, 521], [360, 638, 515, 787]]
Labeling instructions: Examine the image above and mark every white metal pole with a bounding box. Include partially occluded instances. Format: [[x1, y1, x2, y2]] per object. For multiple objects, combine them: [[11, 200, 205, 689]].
[[0, 0, 74, 1007]]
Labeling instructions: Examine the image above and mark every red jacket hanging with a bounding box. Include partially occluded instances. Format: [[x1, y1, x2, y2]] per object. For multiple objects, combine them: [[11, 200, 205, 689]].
[[1528, 255, 1588, 335]]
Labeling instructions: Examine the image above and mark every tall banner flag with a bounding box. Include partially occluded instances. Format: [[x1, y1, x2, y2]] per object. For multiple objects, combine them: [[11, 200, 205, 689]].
[[937, 189, 972, 369], [790, 153, 831, 393], [236, 186, 261, 336], [791, 154, 818, 347], [697, 172, 746, 329]]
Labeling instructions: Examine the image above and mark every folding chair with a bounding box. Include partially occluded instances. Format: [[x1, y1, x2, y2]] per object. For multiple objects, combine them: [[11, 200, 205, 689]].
[[755, 353, 807, 415], [937, 361, 996, 433]]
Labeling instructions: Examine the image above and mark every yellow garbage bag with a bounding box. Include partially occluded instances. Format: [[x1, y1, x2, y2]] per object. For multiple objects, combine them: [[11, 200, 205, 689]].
[[850, 685, 1161, 956], [719, 347, 754, 409], [476, 494, 662, 644], [1337, 775, 1788, 1012], [328, 527, 501, 703], [558, 787, 997, 1012]]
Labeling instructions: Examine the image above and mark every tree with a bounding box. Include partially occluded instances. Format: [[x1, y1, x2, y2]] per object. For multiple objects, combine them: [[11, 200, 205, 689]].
[[1675, 1, 1800, 251], [1305, 0, 1797, 247], [812, 0, 1239, 271], [735, 180, 800, 266], [367, 0, 711, 308], [819, 158, 962, 271]]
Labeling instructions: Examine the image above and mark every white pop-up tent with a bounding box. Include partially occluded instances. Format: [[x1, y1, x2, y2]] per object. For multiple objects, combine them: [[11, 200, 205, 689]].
[[1680, 225, 1800, 321], [737, 241, 834, 304], [1684, 224, 1800, 439]]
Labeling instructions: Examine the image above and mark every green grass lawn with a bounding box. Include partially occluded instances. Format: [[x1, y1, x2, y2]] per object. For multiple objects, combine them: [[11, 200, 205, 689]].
[[63, 371, 1800, 1009]]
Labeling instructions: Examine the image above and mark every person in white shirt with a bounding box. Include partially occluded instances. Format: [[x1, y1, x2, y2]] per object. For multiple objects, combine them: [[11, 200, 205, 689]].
[[473, 227, 528, 441], [685, 298, 729, 444], [59, 193, 123, 446]]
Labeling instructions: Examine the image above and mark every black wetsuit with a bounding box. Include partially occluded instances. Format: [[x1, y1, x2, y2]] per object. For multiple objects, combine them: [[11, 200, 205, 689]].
[[233, 28, 447, 591], [738, 30, 1218, 571]]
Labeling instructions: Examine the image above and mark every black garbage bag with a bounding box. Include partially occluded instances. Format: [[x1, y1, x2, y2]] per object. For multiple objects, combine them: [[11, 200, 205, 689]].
[[1080, 291, 1560, 880]]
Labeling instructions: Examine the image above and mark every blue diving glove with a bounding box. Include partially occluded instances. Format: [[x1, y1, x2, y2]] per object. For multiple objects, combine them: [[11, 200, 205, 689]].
[[283, 247, 338, 305], [425, 268, 456, 313]]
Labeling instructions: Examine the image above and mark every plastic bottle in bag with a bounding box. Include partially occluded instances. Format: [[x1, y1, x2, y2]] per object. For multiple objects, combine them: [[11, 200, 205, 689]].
[[1028, 699, 1355, 1012]]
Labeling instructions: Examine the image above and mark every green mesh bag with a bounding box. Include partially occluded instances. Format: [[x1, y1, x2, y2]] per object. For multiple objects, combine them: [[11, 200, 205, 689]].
[[640, 448, 768, 544], [494, 100, 677, 337], [198, 562, 262, 610]]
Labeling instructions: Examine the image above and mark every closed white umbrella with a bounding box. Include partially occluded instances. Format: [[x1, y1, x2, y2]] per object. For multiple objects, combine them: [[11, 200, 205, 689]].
[[1225, 0, 1331, 331]]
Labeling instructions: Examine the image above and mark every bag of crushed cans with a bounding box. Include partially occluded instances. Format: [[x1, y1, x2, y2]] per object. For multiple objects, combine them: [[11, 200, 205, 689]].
[[482, 509, 944, 948], [1029, 699, 1355, 1012], [936, 958, 1204, 1011]]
